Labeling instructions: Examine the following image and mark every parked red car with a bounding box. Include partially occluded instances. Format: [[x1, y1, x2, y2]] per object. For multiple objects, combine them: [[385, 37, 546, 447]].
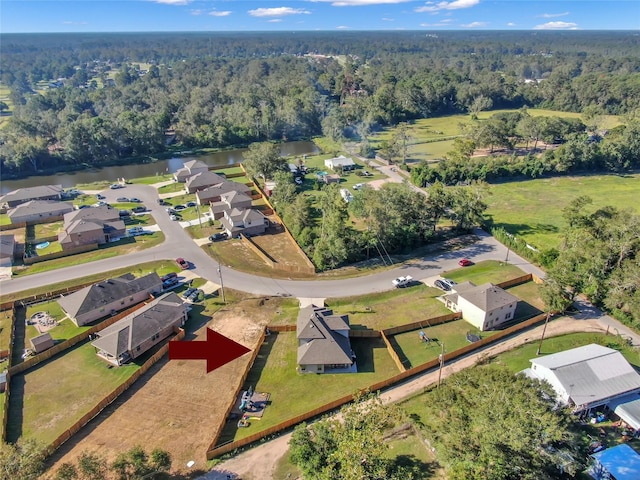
[[176, 258, 189, 270], [458, 258, 474, 267]]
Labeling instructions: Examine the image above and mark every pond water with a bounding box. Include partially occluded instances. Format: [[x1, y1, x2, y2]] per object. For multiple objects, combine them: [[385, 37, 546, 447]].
[[0, 140, 319, 194]]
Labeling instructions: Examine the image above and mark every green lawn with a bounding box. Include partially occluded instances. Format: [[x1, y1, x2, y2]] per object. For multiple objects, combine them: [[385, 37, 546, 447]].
[[13, 232, 165, 277], [6, 342, 140, 445], [157, 182, 185, 195], [129, 173, 174, 185], [507, 282, 545, 319], [0, 214, 11, 226], [441, 260, 527, 286], [392, 319, 496, 369], [328, 284, 451, 331], [484, 173, 640, 251], [34, 240, 63, 256], [218, 331, 398, 444], [0, 309, 13, 352], [33, 221, 63, 239]]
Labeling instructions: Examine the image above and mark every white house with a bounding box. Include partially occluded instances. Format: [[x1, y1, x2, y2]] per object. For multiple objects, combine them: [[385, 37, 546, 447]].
[[525, 344, 640, 413], [443, 282, 518, 331], [324, 155, 356, 172]]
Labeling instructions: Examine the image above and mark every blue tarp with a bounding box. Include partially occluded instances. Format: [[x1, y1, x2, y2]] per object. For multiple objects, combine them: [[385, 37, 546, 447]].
[[591, 444, 640, 480]]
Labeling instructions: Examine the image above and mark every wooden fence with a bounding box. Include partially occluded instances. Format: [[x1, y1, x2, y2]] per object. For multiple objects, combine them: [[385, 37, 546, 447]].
[[204, 328, 267, 457], [381, 331, 406, 372], [0, 222, 26, 232], [382, 312, 462, 337], [267, 324, 297, 333], [23, 243, 97, 265], [349, 329, 381, 338], [241, 165, 316, 274], [9, 299, 151, 376], [1, 305, 16, 442], [205, 312, 549, 459], [495, 274, 533, 290], [46, 328, 185, 455]]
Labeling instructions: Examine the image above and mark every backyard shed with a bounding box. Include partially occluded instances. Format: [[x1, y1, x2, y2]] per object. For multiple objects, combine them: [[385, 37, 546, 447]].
[[589, 444, 640, 480], [30, 332, 54, 353]]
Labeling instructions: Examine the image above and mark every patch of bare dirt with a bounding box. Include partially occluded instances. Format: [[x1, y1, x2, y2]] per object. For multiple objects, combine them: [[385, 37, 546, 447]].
[[45, 297, 281, 478]]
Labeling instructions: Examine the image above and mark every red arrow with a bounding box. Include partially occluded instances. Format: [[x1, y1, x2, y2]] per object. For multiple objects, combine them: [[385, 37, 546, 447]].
[[169, 328, 251, 373]]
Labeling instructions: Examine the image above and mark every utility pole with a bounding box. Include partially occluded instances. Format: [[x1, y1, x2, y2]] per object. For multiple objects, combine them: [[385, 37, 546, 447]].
[[437, 342, 445, 387], [217, 265, 226, 304], [536, 311, 551, 355], [505, 245, 510, 264]]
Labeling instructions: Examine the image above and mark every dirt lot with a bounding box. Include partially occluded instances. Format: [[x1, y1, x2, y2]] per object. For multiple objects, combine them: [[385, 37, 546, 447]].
[[249, 227, 311, 269], [45, 297, 282, 477]]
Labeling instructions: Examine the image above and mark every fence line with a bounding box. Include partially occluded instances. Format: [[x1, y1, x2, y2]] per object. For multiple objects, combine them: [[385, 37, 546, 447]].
[[204, 328, 267, 456], [496, 274, 533, 290], [1, 306, 16, 441], [205, 313, 549, 459], [9, 298, 151, 376], [382, 312, 462, 336], [266, 324, 296, 332], [23, 243, 97, 265], [381, 331, 406, 372], [46, 329, 185, 455], [349, 330, 381, 338]]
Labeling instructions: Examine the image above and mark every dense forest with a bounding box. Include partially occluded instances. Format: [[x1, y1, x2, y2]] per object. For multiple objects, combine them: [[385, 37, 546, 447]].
[[1, 31, 640, 175]]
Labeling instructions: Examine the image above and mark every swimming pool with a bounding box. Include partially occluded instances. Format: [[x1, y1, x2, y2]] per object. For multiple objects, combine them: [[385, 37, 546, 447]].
[[35, 241, 50, 250]]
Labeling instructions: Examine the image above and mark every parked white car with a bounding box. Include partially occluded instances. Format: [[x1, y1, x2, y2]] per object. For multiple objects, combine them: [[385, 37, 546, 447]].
[[392, 275, 413, 288]]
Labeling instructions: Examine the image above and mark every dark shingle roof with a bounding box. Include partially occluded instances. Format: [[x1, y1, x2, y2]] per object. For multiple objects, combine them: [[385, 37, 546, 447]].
[[58, 272, 162, 319], [185, 171, 226, 190], [91, 292, 185, 357], [0, 185, 63, 205], [297, 305, 352, 366], [7, 200, 73, 218]]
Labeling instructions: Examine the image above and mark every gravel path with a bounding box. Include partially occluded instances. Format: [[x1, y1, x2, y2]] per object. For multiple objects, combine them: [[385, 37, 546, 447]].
[[203, 316, 607, 480]]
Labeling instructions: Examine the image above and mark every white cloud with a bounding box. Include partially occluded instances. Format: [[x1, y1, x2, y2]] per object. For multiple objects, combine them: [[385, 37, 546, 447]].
[[209, 10, 232, 17], [507, 22, 516, 26], [190, 9, 203, 15], [460, 21, 487, 28], [382, 17, 394, 21], [268, 19, 283, 22], [539, 12, 569, 18], [415, 0, 479, 13], [62, 21, 88, 25], [534, 21, 578, 30], [336, 25, 351, 29], [312, 0, 409, 6], [420, 22, 449, 27], [248, 7, 311, 17], [152, 0, 191, 5]]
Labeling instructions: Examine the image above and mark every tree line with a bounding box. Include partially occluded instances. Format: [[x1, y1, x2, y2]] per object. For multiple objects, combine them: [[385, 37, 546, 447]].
[[1, 31, 639, 175]]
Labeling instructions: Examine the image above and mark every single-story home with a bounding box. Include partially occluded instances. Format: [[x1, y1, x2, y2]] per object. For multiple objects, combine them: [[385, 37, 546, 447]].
[[7, 200, 74, 224], [0, 185, 63, 208], [91, 292, 187, 366], [589, 444, 640, 480], [0, 234, 15, 268], [318, 173, 341, 185], [443, 282, 518, 331], [209, 190, 253, 220], [58, 272, 162, 326], [196, 181, 251, 206], [297, 305, 356, 374], [30, 332, 54, 353], [173, 160, 209, 182], [58, 206, 125, 250], [184, 170, 227, 194], [324, 155, 356, 172], [524, 344, 640, 413], [220, 208, 269, 237]]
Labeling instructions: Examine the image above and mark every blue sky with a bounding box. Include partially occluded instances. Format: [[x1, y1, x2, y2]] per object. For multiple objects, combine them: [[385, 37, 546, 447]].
[[2, 1, 639, 33]]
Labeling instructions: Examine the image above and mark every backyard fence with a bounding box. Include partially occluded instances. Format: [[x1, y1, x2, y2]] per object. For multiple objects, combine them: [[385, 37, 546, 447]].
[[0, 222, 26, 232], [382, 312, 462, 337], [46, 328, 186, 456], [242, 165, 316, 274], [495, 274, 533, 290], [381, 331, 406, 372], [266, 324, 297, 333], [205, 311, 550, 460], [1, 305, 16, 442], [349, 329, 381, 338], [204, 327, 267, 457], [23, 243, 97, 265], [9, 298, 152, 376]]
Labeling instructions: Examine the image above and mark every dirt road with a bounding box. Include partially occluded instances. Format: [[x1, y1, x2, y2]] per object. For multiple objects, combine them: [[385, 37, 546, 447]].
[[204, 316, 607, 480]]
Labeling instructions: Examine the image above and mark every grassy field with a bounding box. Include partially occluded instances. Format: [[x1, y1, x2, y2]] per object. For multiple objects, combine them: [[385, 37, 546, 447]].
[[439, 260, 527, 285], [484, 173, 640, 251], [370, 108, 621, 164], [218, 331, 399, 444], [13, 232, 165, 277], [129, 173, 174, 185], [6, 342, 140, 445], [0, 84, 13, 129], [392, 319, 496, 369], [0, 214, 11, 226], [0, 309, 13, 352], [24, 300, 90, 344], [33, 221, 63, 239]]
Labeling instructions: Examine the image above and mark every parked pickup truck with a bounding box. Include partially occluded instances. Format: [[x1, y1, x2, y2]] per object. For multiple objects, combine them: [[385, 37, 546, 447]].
[[392, 275, 413, 288]]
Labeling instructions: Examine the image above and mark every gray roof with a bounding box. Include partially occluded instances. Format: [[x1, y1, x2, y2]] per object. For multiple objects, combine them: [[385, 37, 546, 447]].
[[325, 155, 355, 167], [0, 234, 15, 258], [8, 200, 73, 218], [447, 282, 517, 312], [91, 292, 184, 357], [297, 305, 352, 366], [613, 396, 640, 430], [530, 344, 640, 407], [58, 272, 162, 319], [185, 171, 226, 190], [183, 159, 209, 171], [196, 181, 251, 202], [63, 206, 120, 227], [31, 332, 53, 348], [0, 185, 63, 204]]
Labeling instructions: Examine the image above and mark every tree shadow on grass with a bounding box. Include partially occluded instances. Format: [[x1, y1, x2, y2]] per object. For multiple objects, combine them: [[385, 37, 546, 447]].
[[388, 454, 437, 478]]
